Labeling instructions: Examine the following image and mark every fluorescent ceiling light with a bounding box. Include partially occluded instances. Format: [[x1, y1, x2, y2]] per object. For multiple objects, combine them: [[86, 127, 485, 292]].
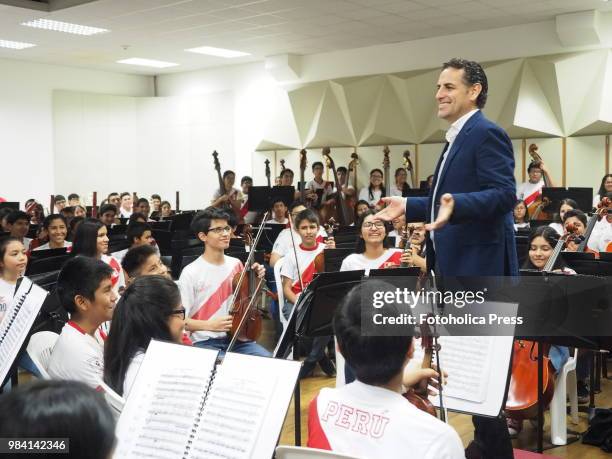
[[21, 19, 108, 36], [117, 58, 179, 68], [185, 46, 250, 58], [0, 39, 36, 49]]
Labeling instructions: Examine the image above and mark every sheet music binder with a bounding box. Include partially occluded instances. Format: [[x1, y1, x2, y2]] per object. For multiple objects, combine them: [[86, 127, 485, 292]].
[[114, 340, 301, 459], [0, 277, 48, 385]]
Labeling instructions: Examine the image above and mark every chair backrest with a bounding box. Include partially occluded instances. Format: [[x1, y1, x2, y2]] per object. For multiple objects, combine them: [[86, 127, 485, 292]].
[[275, 446, 361, 459], [25, 331, 59, 379], [97, 380, 126, 418], [273, 257, 287, 329]]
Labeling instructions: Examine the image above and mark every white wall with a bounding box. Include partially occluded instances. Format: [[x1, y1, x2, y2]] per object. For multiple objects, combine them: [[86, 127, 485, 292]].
[[0, 58, 152, 209], [53, 90, 234, 211]]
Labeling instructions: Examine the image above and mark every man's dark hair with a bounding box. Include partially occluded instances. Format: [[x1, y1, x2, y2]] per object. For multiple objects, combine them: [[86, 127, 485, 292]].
[[337, 166, 348, 174], [527, 161, 542, 173], [0, 380, 116, 459], [136, 198, 149, 207], [271, 196, 287, 207], [334, 282, 413, 385], [562, 209, 587, 227], [67, 193, 80, 201], [120, 192, 131, 200], [54, 195, 66, 203], [121, 244, 158, 278], [107, 192, 119, 199], [57, 256, 113, 314], [241, 176, 252, 185], [222, 170, 235, 180], [191, 207, 231, 235], [282, 168, 294, 177], [294, 208, 319, 229], [311, 161, 324, 170], [151, 194, 161, 201], [289, 200, 306, 212], [99, 204, 117, 216], [6, 210, 29, 225], [442, 58, 488, 109], [126, 222, 151, 246]]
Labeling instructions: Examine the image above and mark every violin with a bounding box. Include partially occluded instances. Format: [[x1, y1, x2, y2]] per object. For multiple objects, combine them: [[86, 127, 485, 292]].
[[403, 325, 438, 417], [400, 224, 412, 267], [227, 219, 268, 348]]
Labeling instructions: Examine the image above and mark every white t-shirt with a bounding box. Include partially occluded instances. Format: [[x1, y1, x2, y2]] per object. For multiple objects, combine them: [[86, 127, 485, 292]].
[[123, 351, 145, 398], [589, 218, 612, 252], [280, 243, 325, 295], [516, 180, 544, 208], [271, 227, 327, 258], [47, 321, 106, 389], [548, 222, 563, 235], [358, 187, 384, 207], [119, 208, 132, 219], [308, 380, 464, 459], [514, 222, 530, 231], [178, 255, 243, 343], [266, 218, 289, 225], [32, 241, 72, 251], [340, 249, 403, 273], [0, 278, 16, 324]]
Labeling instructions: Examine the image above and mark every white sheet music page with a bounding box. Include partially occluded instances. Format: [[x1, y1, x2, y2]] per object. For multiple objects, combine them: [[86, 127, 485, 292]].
[[0, 277, 47, 384], [189, 352, 300, 459], [114, 340, 218, 459]]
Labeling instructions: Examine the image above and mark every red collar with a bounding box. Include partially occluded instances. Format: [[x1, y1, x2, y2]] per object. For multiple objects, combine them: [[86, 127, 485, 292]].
[[67, 320, 86, 335], [299, 243, 319, 251]]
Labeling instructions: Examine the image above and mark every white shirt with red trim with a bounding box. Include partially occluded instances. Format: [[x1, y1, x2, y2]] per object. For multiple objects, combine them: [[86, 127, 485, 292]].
[[32, 241, 72, 251], [280, 242, 325, 295], [516, 180, 544, 208], [308, 381, 464, 459], [47, 321, 105, 389], [0, 278, 16, 324], [340, 249, 403, 273], [272, 227, 327, 258], [178, 255, 243, 342], [101, 254, 125, 294]]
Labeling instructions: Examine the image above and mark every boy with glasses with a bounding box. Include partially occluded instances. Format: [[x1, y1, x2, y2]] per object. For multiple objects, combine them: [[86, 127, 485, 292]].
[[178, 207, 269, 357]]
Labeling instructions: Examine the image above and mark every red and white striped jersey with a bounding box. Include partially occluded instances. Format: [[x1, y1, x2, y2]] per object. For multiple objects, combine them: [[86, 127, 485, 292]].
[[340, 248, 403, 272], [280, 242, 325, 295]]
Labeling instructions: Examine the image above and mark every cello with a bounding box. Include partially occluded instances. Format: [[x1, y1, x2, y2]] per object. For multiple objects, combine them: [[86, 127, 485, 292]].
[[383, 146, 391, 198], [403, 324, 438, 417], [403, 150, 416, 190], [506, 227, 580, 421]]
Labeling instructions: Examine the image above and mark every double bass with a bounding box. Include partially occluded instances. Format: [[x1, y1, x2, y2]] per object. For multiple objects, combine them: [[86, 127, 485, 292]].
[[383, 146, 391, 198], [265, 159, 271, 188], [403, 150, 416, 190], [527, 144, 552, 221], [321, 147, 352, 226]]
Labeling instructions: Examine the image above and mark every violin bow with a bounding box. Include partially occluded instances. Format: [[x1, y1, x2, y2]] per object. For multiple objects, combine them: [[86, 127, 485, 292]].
[[287, 213, 305, 294], [428, 271, 448, 423]]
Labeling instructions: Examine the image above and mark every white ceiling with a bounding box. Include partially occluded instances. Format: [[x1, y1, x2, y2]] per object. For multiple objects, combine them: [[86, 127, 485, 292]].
[[0, 0, 611, 75]]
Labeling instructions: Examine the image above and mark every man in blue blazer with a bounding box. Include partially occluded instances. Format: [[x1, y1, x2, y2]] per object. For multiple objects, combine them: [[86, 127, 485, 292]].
[[377, 58, 517, 458]]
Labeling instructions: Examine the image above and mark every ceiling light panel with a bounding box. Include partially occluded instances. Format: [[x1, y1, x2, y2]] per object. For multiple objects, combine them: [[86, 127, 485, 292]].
[[0, 39, 36, 49], [185, 46, 250, 58], [117, 58, 179, 68], [21, 19, 108, 36]]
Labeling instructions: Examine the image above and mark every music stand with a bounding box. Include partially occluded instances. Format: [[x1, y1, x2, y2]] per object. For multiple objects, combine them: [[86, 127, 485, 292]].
[[542, 187, 593, 212], [0, 202, 19, 211], [29, 248, 68, 260], [250, 224, 285, 252]]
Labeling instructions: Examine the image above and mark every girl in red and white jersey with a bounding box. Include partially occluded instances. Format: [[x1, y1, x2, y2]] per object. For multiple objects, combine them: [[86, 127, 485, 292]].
[[340, 210, 408, 273], [72, 219, 125, 295]]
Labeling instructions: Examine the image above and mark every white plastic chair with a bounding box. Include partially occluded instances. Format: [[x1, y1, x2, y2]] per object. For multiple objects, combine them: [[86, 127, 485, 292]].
[[25, 331, 59, 379], [276, 446, 361, 459], [97, 380, 126, 419], [274, 257, 288, 333], [550, 348, 579, 445], [335, 338, 346, 388]]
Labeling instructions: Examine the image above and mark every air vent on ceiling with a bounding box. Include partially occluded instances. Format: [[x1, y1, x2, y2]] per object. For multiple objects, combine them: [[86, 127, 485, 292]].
[[0, 0, 97, 12]]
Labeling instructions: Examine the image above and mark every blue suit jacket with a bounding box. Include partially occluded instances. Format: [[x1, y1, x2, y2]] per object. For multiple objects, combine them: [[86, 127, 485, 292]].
[[405, 111, 518, 276]]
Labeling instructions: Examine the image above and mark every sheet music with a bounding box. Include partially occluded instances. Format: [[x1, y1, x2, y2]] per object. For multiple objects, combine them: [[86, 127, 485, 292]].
[[114, 341, 218, 459], [0, 277, 47, 384], [412, 335, 514, 417], [190, 352, 300, 459]]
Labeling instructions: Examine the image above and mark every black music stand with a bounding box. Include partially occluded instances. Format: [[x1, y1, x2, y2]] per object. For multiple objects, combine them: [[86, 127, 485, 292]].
[[0, 202, 19, 211], [542, 187, 593, 212], [322, 248, 353, 272], [273, 271, 363, 446], [29, 248, 68, 260]]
